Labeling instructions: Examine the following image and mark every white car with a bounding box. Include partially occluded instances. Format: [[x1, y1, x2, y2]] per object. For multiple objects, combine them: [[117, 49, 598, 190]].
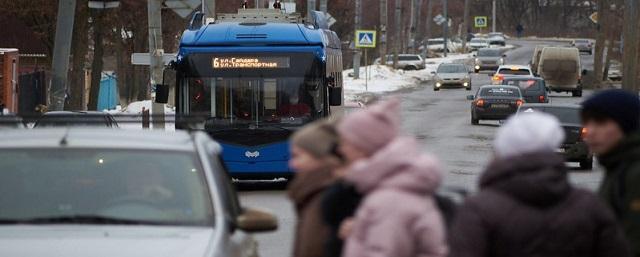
[[491, 65, 534, 84], [0, 129, 278, 257], [375, 54, 426, 70], [469, 38, 489, 51]]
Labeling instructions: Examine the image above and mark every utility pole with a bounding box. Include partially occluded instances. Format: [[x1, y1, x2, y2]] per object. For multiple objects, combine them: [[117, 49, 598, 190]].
[[204, 0, 215, 18], [49, 0, 77, 111], [594, 0, 608, 89], [423, 0, 433, 58], [442, 0, 448, 57], [393, 0, 401, 68], [492, 0, 496, 32], [353, 0, 361, 79], [380, 0, 388, 64], [409, 0, 418, 54], [319, 0, 327, 13], [462, 0, 469, 52], [148, 0, 165, 129], [622, 0, 639, 92]]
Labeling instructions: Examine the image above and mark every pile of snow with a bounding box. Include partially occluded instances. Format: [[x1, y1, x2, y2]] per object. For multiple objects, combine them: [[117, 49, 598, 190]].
[[105, 100, 175, 115], [343, 53, 474, 101]]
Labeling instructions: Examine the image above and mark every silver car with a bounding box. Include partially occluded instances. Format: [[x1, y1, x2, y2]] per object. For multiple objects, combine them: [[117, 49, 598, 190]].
[[0, 129, 277, 257], [433, 63, 472, 91], [473, 48, 506, 72]]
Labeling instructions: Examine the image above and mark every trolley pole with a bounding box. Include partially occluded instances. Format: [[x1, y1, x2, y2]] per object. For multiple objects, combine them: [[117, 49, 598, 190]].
[[148, 0, 165, 129]]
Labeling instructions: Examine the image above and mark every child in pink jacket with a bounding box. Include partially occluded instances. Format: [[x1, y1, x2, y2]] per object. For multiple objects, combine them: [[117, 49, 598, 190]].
[[336, 98, 448, 257]]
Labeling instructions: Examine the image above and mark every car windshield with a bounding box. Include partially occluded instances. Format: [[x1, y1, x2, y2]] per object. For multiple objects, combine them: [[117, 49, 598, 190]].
[[477, 49, 502, 57], [0, 149, 215, 226], [503, 79, 544, 91], [480, 87, 520, 97], [470, 39, 486, 43], [428, 39, 444, 45], [499, 68, 531, 75], [438, 64, 467, 73], [575, 40, 589, 44], [520, 107, 581, 124]]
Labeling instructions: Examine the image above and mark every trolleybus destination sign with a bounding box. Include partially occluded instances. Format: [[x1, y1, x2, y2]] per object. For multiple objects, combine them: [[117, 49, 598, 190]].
[[212, 57, 291, 69]]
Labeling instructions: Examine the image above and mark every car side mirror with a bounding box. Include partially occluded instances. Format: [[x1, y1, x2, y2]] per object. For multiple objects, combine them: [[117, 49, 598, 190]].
[[466, 95, 475, 100], [157, 67, 176, 104], [502, 54, 507, 57], [236, 207, 278, 233], [582, 69, 588, 76], [472, 54, 476, 57], [430, 71, 436, 74]]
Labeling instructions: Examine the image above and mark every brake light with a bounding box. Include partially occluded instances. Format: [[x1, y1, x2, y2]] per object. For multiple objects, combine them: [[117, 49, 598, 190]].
[[538, 95, 545, 103], [581, 127, 588, 140], [476, 99, 485, 107], [516, 99, 524, 107], [492, 74, 504, 82]]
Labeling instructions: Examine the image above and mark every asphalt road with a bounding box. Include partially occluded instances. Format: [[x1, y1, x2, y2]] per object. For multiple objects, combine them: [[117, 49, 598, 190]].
[[239, 39, 602, 257]]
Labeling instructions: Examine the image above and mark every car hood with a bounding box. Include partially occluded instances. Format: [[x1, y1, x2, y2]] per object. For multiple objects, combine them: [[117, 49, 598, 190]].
[[0, 225, 217, 257], [437, 73, 468, 79]]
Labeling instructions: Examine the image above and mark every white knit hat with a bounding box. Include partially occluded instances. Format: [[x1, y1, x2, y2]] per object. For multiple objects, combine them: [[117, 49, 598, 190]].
[[494, 112, 565, 158]]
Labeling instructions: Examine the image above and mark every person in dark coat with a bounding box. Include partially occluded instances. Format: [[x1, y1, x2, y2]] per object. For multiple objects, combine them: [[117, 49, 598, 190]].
[[582, 89, 640, 256], [287, 120, 343, 257], [450, 112, 630, 257]]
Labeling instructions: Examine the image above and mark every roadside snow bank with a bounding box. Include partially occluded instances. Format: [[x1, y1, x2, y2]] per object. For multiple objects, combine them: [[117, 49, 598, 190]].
[[105, 100, 175, 115], [343, 53, 474, 101]]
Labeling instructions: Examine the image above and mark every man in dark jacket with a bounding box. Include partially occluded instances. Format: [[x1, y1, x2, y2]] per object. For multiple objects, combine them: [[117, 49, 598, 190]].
[[582, 89, 640, 256], [450, 112, 630, 257]]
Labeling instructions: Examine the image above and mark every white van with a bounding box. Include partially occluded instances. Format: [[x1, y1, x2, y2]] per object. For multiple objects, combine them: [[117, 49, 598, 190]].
[[538, 47, 584, 97]]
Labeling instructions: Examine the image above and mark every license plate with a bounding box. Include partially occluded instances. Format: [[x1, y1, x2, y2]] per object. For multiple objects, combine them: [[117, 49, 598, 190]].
[[491, 104, 509, 108]]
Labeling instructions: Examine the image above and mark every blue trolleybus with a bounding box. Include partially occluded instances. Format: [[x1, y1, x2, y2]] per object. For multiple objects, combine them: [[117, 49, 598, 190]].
[[159, 9, 343, 179]]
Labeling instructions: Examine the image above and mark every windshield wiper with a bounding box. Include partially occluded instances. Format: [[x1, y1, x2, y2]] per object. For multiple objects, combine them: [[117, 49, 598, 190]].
[[0, 215, 163, 225]]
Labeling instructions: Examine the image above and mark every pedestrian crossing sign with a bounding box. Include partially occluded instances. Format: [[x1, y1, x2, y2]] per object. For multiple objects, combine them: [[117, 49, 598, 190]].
[[474, 16, 488, 28], [355, 30, 377, 48]]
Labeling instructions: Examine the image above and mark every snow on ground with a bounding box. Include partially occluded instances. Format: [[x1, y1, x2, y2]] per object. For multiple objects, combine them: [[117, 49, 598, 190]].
[[104, 100, 176, 131], [343, 53, 474, 101]]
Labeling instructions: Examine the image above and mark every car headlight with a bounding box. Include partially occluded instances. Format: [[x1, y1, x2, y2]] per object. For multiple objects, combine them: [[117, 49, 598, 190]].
[[435, 82, 442, 87], [463, 82, 469, 87]]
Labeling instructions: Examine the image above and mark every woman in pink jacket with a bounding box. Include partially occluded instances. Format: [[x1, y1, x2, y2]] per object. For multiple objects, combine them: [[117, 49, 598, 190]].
[[336, 98, 448, 257]]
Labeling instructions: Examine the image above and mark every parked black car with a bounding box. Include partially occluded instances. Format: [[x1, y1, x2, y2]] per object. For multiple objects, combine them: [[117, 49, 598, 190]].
[[502, 77, 549, 103], [34, 111, 119, 128], [517, 104, 593, 169], [468, 85, 524, 125]]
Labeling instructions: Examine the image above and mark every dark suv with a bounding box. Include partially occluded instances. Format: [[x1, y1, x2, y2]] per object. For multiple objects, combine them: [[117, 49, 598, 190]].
[[502, 77, 549, 103], [517, 104, 593, 169]]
